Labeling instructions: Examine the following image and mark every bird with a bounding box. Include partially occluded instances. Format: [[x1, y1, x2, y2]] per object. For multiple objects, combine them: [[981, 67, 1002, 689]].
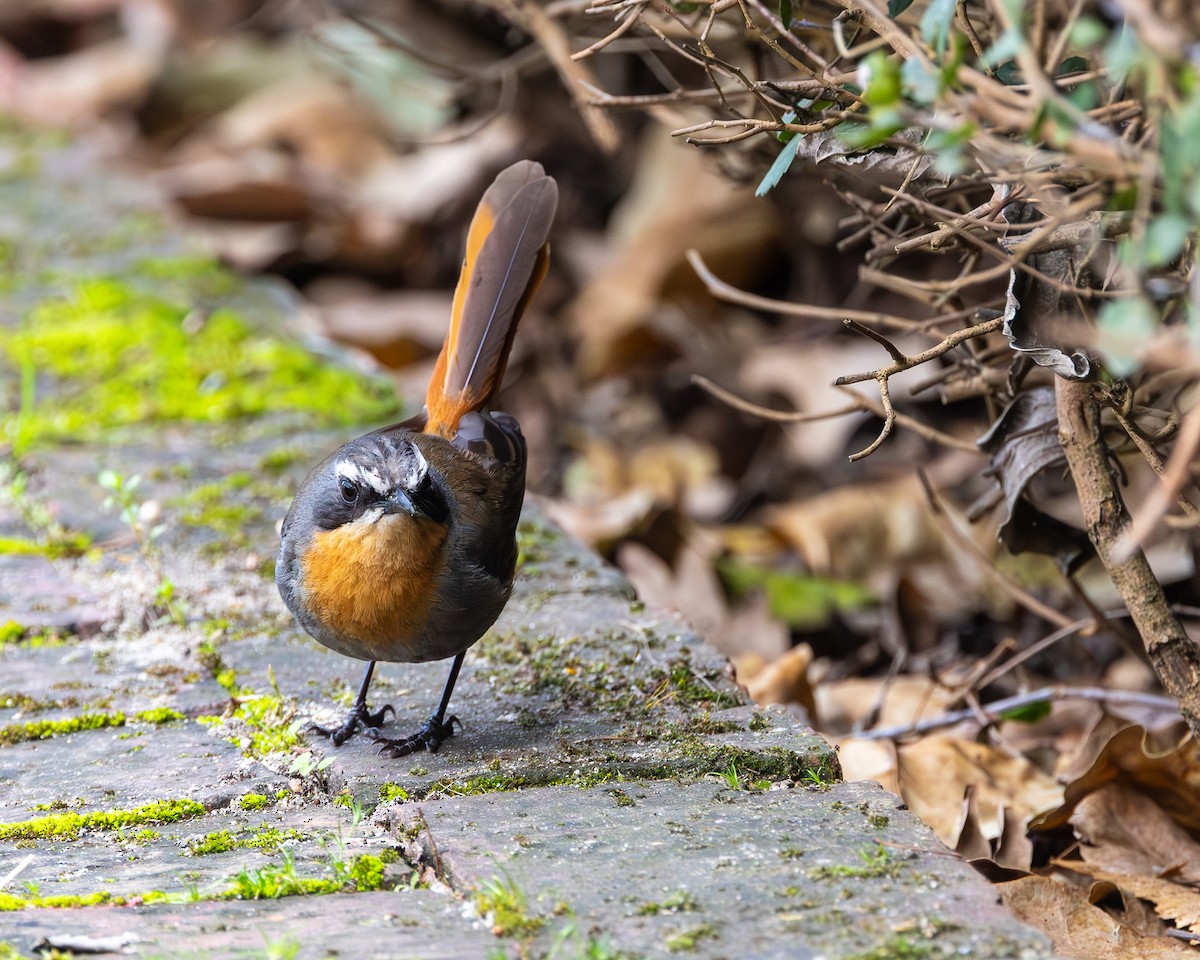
[[275, 160, 558, 757]]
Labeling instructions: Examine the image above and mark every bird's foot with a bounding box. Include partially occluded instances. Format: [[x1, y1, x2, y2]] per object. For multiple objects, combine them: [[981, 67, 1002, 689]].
[[367, 714, 460, 758], [309, 702, 395, 747]]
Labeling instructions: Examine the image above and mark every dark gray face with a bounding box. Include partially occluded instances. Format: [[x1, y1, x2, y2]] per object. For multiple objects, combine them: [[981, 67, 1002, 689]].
[[302, 434, 449, 534]]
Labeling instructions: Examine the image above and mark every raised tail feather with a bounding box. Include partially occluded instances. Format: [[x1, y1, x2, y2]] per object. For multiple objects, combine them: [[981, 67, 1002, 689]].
[[424, 160, 558, 439]]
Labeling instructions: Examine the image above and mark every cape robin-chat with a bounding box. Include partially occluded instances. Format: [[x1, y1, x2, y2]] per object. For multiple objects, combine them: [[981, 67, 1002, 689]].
[[276, 160, 557, 756]]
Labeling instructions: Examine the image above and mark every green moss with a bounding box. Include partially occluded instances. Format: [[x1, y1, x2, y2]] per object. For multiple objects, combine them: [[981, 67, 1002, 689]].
[[638, 890, 698, 916], [0, 621, 24, 644], [200, 684, 300, 758], [379, 783, 411, 802], [0, 707, 186, 745], [187, 825, 302, 856], [226, 851, 390, 900], [348, 854, 387, 891], [0, 798, 205, 841], [259, 447, 307, 474], [0, 533, 90, 559], [843, 937, 942, 960], [0, 711, 125, 745], [134, 707, 185, 725], [238, 793, 270, 811], [609, 788, 636, 808], [0, 271, 402, 450], [808, 845, 902, 881], [665, 923, 717, 952], [515, 518, 562, 567]]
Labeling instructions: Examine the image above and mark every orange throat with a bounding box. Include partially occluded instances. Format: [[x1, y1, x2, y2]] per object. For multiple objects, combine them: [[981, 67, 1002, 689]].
[[299, 512, 448, 649]]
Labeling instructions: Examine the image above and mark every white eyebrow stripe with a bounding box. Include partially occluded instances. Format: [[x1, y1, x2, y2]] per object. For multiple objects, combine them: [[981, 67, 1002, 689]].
[[360, 466, 389, 496], [335, 460, 362, 483], [403, 444, 428, 490], [335, 458, 390, 496]]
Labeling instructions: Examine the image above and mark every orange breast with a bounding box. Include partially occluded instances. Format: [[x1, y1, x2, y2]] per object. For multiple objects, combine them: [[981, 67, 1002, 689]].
[[299, 513, 448, 659]]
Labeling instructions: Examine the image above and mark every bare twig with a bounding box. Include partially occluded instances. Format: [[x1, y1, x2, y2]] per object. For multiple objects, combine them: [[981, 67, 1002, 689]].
[[1114, 402, 1200, 561], [918, 472, 1076, 631], [688, 250, 926, 333], [855, 686, 1180, 741]]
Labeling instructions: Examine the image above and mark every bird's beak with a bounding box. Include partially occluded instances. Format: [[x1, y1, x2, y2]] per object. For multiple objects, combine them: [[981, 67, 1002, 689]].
[[381, 487, 420, 518]]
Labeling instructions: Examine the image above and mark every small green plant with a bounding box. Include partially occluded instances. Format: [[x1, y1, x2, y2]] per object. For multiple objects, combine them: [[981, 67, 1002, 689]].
[[665, 923, 717, 952], [260, 932, 301, 960], [0, 463, 91, 558], [98, 470, 184, 626], [475, 872, 545, 939], [288, 750, 332, 777], [808, 844, 903, 881]]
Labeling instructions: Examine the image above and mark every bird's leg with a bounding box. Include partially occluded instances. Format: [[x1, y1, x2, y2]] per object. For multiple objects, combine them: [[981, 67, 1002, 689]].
[[369, 653, 464, 758], [309, 661, 395, 747]]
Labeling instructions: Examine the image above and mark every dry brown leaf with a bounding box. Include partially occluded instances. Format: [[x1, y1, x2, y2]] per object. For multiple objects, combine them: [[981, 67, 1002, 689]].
[[740, 643, 815, 718], [837, 737, 900, 796], [1033, 726, 1200, 837], [1000, 875, 1192, 958], [1056, 858, 1200, 933], [309, 283, 448, 372], [210, 77, 391, 181], [895, 734, 1063, 848], [569, 128, 779, 381], [817, 674, 958, 733], [1, 38, 159, 126], [1071, 782, 1200, 884], [615, 540, 790, 662]]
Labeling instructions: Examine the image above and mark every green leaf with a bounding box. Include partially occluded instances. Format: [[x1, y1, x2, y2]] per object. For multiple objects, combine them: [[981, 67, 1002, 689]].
[[998, 701, 1052, 723], [919, 0, 957, 55], [901, 57, 941, 105], [1056, 56, 1088, 75], [888, 0, 916, 15], [1144, 214, 1190, 267], [779, 0, 793, 27], [1096, 296, 1158, 377], [983, 28, 1023, 71], [862, 51, 902, 107], [756, 131, 804, 197], [1068, 16, 1108, 49], [1103, 26, 1141, 84]]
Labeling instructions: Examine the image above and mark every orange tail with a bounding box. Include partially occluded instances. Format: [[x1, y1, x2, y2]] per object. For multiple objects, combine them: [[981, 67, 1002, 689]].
[[424, 160, 558, 439]]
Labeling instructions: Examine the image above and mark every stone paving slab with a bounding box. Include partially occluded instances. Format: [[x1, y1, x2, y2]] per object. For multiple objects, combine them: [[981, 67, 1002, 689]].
[[384, 779, 1043, 960], [3, 891, 496, 959]]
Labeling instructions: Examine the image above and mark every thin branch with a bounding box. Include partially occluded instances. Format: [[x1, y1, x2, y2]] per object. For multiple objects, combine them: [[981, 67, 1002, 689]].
[[918, 471, 1077, 631], [854, 686, 1180, 741], [835, 317, 1005, 385], [687, 250, 925, 332], [1114, 402, 1200, 561], [691, 375, 862, 423], [849, 375, 894, 461]]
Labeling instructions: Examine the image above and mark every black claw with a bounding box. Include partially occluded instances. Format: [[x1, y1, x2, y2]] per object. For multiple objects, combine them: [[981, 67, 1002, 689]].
[[362, 703, 396, 729], [308, 700, 395, 747], [369, 714, 460, 759]]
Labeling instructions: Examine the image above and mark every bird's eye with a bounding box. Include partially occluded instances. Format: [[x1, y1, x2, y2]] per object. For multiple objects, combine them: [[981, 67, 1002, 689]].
[[338, 477, 358, 503]]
